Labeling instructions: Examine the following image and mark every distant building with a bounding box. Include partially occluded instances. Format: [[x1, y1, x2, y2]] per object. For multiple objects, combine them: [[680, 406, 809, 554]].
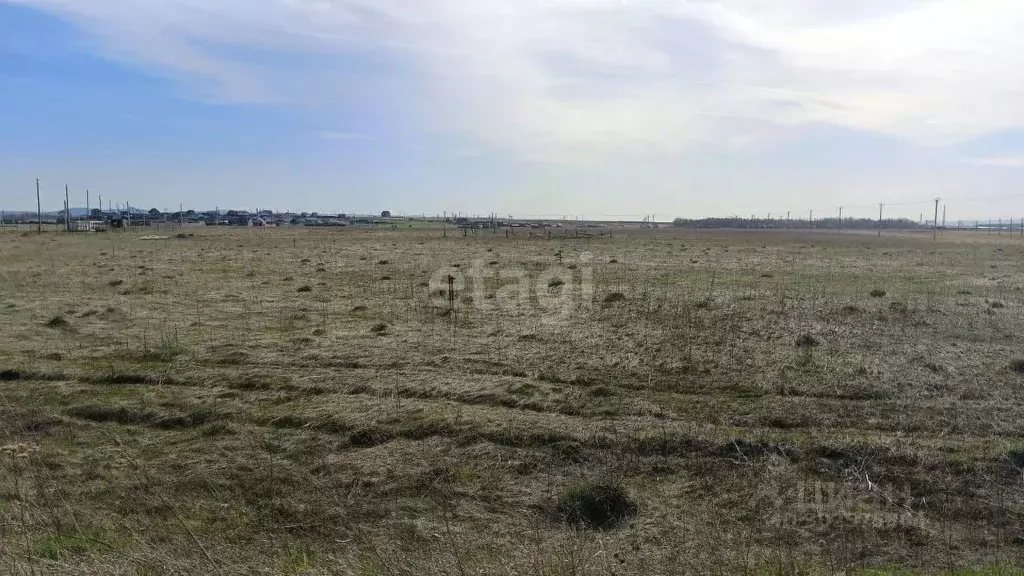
[[70, 221, 107, 232]]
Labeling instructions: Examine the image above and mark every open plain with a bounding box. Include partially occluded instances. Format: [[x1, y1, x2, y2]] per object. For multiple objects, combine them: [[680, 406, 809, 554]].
[[1, 225, 1023, 575]]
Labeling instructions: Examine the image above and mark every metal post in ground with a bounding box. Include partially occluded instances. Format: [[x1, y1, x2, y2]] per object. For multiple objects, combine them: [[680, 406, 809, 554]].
[[36, 178, 41, 235]]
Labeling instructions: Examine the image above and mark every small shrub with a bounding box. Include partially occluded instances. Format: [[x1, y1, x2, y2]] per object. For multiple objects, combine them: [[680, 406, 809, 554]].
[[175, 233, 188, 239], [795, 333, 820, 348], [989, 300, 1005, 309], [869, 289, 887, 298], [957, 289, 973, 295], [108, 279, 124, 287], [548, 278, 565, 288], [609, 259, 618, 264], [557, 481, 636, 529], [351, 305, 368, 312], [840, 304, 862, 314], [377, 260, 389, 265], [603, 292, 627, 304], [760, 273, 774, 278], [370, 322, 388, 334], [296, 285, 313, 293]]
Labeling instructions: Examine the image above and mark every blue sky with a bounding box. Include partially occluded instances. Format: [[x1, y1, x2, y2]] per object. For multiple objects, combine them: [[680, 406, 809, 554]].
[[4, 0, 1024, 220]]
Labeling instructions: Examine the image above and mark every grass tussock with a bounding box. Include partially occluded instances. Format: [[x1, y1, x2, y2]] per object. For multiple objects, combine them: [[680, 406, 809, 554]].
[[83, 370, 182, 386], [603, 292, 627, 304], [44, 315, 70, 329], [795, 333, 820, 348], [556, 481, 636, 530], [66, 405, 217, 429], [870, 288, 887, 298]]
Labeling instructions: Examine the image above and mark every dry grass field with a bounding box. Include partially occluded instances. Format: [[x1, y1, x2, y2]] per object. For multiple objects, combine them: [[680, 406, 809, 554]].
[[2, 225, 1024, 575]]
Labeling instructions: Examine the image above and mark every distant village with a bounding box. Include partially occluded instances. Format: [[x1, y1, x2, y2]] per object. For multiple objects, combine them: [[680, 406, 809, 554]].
[[0, 207, 628, 232]]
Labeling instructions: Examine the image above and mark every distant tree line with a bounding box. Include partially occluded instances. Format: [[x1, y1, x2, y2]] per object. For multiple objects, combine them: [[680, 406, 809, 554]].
[[671, 217, 922, 230]]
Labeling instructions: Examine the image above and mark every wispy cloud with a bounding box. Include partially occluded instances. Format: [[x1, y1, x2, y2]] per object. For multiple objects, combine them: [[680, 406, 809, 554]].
[[968, 156, 1024, 167], [316, 131, 369, 141], [12, 0, 1024, 162]]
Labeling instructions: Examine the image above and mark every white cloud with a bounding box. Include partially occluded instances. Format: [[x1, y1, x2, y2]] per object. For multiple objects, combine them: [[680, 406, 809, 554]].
[[969, 156, 1024, 167], [316, 131, 368, 141], [14, 0, 1024, 160]]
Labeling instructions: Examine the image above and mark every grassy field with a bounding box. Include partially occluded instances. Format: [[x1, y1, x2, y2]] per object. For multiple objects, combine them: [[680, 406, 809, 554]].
[[1, 225, 1024, 575]]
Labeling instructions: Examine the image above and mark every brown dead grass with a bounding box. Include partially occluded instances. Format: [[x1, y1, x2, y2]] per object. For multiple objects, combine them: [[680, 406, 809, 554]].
[[0, 225, 1023, 574]]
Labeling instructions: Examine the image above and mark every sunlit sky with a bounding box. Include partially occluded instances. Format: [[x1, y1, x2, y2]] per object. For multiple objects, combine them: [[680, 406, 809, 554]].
[[4, 1, 1024, 220]]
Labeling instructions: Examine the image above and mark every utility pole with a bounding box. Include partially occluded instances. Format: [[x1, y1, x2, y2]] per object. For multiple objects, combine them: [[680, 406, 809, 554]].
[[932, 197, 940, 241], [878, 202, 884, 237], [180, 203, 184, 229], [86, 189, 90, 220], [838, 206, 843, 235], [65, 185, 71, 232], [36, 178, 42, 235], [941, 205, 946, 237], [809, 209, 813, 230]]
